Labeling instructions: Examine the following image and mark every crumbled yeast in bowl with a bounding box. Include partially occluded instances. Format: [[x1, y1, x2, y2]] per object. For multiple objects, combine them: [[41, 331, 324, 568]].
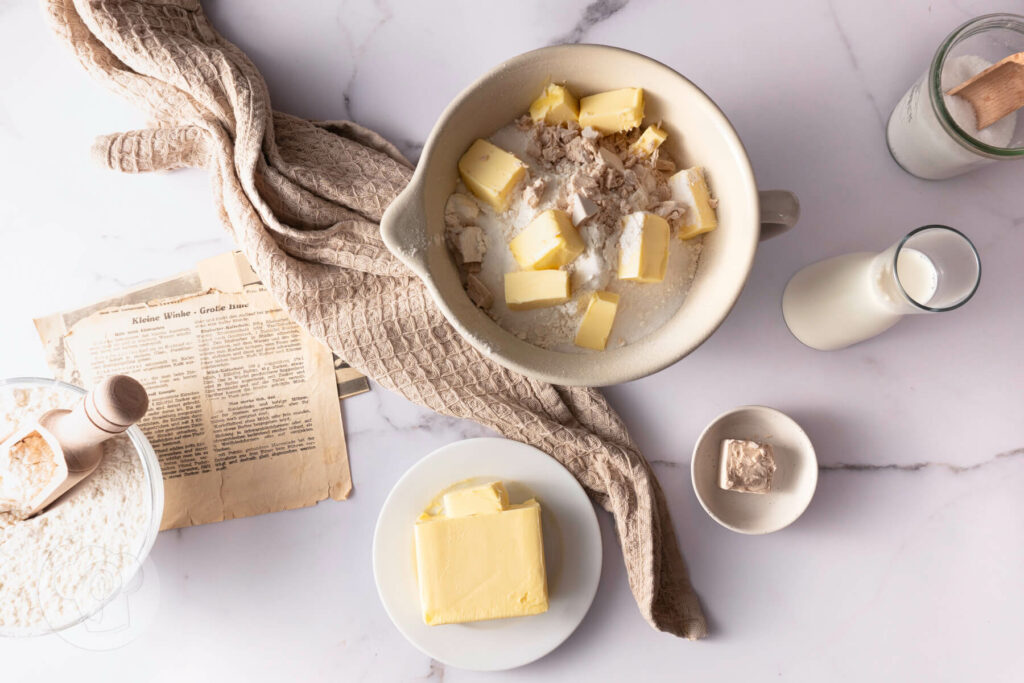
[[445, 114, 704, 352]]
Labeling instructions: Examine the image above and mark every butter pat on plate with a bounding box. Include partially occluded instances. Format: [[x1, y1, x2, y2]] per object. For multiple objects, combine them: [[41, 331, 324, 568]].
[[505, 270, 570, 310], [529, 83, 579, 125], [509, 209, 584, 270], [574, 291, 619, 350], [578, 88, 644, 134], [372, 437, 603, 670], [442, 480, 508, 516], [617, 212, 670, 283], [415, 481, 549, 626], [669, 166, 718, 240], [458, 139, 527, 212]]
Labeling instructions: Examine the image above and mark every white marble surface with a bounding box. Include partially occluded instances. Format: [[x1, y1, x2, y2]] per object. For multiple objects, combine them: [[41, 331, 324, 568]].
[[1, 0, 1023, 680]]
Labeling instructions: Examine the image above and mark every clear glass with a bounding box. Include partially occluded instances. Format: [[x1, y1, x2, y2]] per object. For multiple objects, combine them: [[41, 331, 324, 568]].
[[887, 13, 1024, 179], [782, 226, 981, 351], [0, 377, 163, 638]]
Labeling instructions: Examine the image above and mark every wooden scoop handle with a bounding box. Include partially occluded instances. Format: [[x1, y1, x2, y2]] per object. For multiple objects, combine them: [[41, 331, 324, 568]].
[[42, 375, 149, 472], [947, 52, 1024, 130]]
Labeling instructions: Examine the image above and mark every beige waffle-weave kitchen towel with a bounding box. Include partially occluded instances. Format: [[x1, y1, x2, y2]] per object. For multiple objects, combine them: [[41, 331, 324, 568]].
[[43, 0, 706, 639]]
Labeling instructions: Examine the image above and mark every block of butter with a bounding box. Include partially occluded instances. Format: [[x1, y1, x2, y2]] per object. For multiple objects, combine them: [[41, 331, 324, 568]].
[[669, 166, 718, 240], [415, 481, 549, 625], [617, 212, 670, 283], [529, 83, 579, 125], [575, 291, 620, 350], [719, 439, 776, 494], [578, 87, 644, 134], [510, 209, 584, 270], [458, 139, 527, 212], [442, 480, 508, 516], [504, 270, 570, 310], [629, 125, 668, 156]]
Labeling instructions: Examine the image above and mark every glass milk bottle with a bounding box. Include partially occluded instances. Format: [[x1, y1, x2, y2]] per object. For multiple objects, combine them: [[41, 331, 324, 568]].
[[782, 226, 980, 351], [887, 13, 1024, 179]]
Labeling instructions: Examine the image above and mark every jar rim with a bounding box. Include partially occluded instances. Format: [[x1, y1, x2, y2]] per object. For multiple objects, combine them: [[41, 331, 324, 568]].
[[892, 225, 981, 313]]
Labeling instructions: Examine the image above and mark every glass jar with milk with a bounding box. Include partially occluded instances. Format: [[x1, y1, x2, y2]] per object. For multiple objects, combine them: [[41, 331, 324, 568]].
[[782, 226, 980, 351], [887, 14, 1024, 179]]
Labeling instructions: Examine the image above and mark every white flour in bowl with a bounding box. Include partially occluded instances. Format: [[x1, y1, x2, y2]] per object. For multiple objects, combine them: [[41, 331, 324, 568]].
[[446, 116, 704, 351], [0, 384, 150, 635]]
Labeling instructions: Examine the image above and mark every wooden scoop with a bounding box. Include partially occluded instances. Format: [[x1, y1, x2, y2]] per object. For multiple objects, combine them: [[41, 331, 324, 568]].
[[0, 376, 149, 518], [947, 52, 1024, 130]]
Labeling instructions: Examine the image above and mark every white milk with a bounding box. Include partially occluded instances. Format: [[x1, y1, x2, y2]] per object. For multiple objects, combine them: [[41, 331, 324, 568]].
[[893, 248, 938, 305], [887, 54, 1018, 179], [782, 248, 939, 351]]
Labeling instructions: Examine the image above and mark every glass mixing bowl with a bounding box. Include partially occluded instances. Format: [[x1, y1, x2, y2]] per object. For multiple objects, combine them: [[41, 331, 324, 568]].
[[0, 377, 163, 637]]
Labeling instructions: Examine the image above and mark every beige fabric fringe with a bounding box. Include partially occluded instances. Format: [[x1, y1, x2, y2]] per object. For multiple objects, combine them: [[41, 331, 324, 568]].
[[43, 0, 706, 639]]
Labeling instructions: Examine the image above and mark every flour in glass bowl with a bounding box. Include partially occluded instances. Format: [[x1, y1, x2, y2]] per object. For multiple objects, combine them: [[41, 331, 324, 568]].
[[0, 384, 150, 635]]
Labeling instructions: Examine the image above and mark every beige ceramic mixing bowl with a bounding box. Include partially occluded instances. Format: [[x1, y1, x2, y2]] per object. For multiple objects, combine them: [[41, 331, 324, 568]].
[[381, 44, 799, 386]]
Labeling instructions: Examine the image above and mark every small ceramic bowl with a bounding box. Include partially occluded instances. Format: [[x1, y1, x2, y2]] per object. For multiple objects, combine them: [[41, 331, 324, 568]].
[[690, 405, 817, 534], [381, 44, 799, 386]]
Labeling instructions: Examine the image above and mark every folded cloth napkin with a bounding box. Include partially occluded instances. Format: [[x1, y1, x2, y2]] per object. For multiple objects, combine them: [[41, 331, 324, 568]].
[[43, 0, 706, 639]]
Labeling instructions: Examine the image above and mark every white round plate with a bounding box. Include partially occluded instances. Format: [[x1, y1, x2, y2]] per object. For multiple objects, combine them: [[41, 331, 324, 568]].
[[373, 437, 602, 671], [691, 405, 818, 534]]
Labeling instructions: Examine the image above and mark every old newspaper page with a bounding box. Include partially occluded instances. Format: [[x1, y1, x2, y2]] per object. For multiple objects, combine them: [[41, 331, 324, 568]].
[[35, 252, 363, 529]]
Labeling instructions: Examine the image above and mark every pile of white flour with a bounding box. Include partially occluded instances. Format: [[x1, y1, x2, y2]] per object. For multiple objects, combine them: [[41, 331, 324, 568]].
[[0, 384, 150, 635]]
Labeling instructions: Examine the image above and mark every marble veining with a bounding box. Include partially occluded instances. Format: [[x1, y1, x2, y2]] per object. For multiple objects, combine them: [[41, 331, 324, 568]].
[[824, 0, 885, 127], [551, 0, 631, 45], [659, 447, 1024, 473], [0, 0, 1022, 681], [425, 659, 445, 682], [819, 447, 1024, 473], [338, 0, 394, 121]]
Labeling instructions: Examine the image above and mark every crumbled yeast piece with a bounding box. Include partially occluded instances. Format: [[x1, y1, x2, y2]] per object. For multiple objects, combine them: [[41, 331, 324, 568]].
[[570, 193, 599, 226], [598, 146, 625, 172], [466, 274, 493, 309], [454, 225, 486, 264], [523, 177, 547, 208], [444, 193, 479, 227]]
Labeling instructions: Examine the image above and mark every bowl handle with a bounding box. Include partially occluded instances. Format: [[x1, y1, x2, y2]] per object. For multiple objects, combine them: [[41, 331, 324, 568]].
[[380, 182, 431, 279], [758, 190, 800, 241]]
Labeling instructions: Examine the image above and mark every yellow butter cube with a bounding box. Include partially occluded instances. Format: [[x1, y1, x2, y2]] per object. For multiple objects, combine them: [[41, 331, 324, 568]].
[[504, 270, 571, 310], [629, 125, 668, 156], [669, 166, 718, 239], [529, 83, 580, 125], [618, 212, 670, 283], [458, 139, 527, 212], [578, 87, 644, 134], [574, 291, 620, 350], [443, 481, 509, 517], [509, 209, 585, 270], [415, 496, 548, 625]]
